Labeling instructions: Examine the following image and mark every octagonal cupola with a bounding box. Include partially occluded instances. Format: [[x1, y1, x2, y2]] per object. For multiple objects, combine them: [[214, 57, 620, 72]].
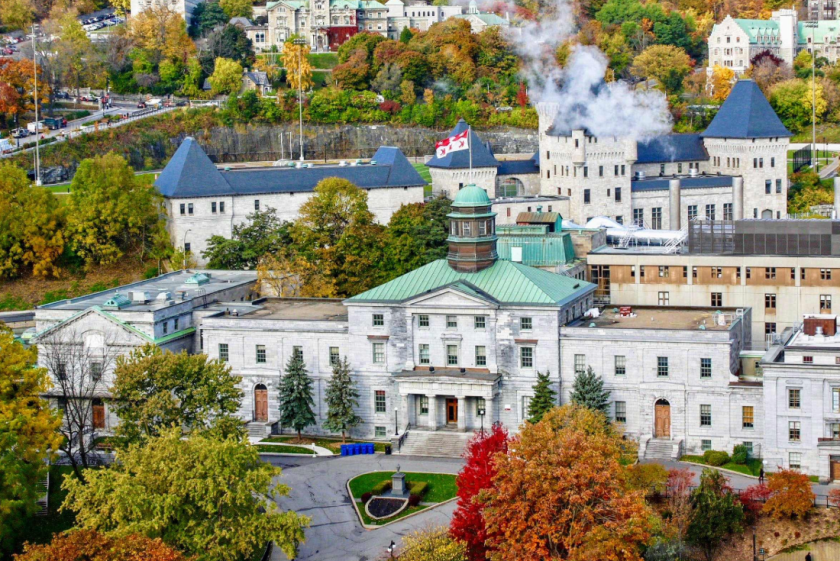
[[446, 185, 497, 272]]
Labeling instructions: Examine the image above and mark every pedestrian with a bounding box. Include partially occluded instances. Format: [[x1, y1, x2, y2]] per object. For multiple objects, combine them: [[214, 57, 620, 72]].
[[759, 468, 764, 484], [805, 552, 812, 561]]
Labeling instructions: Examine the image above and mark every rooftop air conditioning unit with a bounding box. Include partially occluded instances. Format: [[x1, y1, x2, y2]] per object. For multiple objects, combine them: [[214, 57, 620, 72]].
[[131, 291, 151, 303], [689, 168, 699, 177], [634, 171, 646, 180]]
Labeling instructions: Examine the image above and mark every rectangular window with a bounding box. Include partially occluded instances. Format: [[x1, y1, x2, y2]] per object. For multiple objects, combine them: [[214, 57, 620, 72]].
[[372, 342, 385, 364], [520, 317, 532, 330], [615, 401, 627, 423], [219, 343, 229, 362], [256, 345, 266, 364], [765, 293, 776, 309], [746, 267, 751, 279], [766, 267, 776, 280], [658, 291, 670, 306], [711, 293, 722, 307], [599, 165, 604, 177], [162, 321, 168, 335], [574, 354, 586, 375], [766, 322, 776, 335], [615, 187, 621, 202], [180, 203, 185, 215], [219, 201, 225, 214], [701, 439, 712, 452], [789, 452, 801, 469], [657, 356, 669, 377], [375, 426, 386, 438], [688, 205, 698, 221], [188, 203, 194, 215], [744, 441, 753, 456], [372, 313, 384, 326], [705, 204, 716, 220], [724, 203, 733, 221], [420, 396, 429, 414], [254, 200, 260, 211], [834, 388, 840, 412], [822, 294, 832, 312], [419, 344, 430, 365], [329, 347, 340, 366], [651, 207, 662, 230], [700, 404, 712, 426], [520, 347, 534, 369], [712, 267, 722, 278], [418, 315, 429, 328], [447, 345, 458, 366], [789, 421, 801, 442], [615, 355, 626, 376], [475, 346, 487, 366], [822, 268, 832, 280], [791, 267, 796, 280], [211, 201, 217, 213], [584, 189, 591, 204], [659, 266, 669, 278], [700, 358, 712, 378], [742, 406, 754, 428], [633, 208, 643, 227], [765, 180, 771, 194], [90, 362, 103, 382], [293, 346, 303, 361], [446, 315, 457, 328], [776, 179, 782, 193], [375, 390, 386, 413], [474, 316, 486, 329], [789, 388, 801, 409]]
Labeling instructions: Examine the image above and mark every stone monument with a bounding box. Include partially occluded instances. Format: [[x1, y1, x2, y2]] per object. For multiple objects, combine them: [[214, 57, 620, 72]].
[[391, 465, 407, 497]]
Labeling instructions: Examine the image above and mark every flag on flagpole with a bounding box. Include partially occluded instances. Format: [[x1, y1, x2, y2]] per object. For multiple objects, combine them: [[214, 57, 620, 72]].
[[434, 129, 470, 159]]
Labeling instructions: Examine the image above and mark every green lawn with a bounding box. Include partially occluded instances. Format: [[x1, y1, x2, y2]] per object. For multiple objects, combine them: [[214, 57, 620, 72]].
[[792, 124, 840, 143], [0, 293, 30, 311], [312, 70, 330, 88], [348, 471, 457, 503], [308, 53, 339, 69], [261, 435, 388, 453], [9, 466, 80, 556], [681, 455, 763, 477], [412, 162, 432, 196], [254, 444, 315, 455]]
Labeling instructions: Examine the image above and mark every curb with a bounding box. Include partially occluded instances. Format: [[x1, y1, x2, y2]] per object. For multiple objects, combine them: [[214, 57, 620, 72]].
[[679, 459, 759, 480]]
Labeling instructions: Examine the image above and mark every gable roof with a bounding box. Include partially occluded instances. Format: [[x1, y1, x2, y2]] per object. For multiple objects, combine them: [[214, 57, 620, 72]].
[[426, 119, 500, 169], [244, 70, 269, 87], [701, 79, 791, 139], [636, 134, 709, 163], [154, 141, 426, 199], [347, 259, 594, 306], [733, 17, 780, 42]]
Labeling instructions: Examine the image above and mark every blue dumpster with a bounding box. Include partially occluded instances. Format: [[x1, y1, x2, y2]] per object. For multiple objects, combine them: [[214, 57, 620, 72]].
[[353, 443, 361, 455], [366, 443, 374, 454], [349, 444, 356, 456], [340, 445, 347, 456]]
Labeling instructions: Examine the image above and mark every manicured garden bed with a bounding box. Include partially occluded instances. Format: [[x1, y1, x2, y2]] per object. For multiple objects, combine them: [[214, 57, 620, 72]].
[[254, 444, 315, 455], [261, 435, 388, 453], [348, 471, 457, 527], [681, 454, 763, 476]]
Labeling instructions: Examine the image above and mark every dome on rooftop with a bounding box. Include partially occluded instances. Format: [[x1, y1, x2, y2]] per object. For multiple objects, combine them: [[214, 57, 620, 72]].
[[452, 184, 491, 208]]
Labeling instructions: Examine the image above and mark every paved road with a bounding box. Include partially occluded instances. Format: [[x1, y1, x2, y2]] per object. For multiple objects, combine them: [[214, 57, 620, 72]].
[[262, 454, 464, 561]]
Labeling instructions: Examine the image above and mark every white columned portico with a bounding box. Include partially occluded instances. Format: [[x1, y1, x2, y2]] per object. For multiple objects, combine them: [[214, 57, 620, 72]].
[[484, 396, 494, 426], [400, 394, 409, 430], [427, 394, 438, 430]]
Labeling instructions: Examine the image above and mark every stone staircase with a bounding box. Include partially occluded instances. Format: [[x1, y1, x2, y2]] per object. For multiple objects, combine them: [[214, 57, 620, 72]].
[[396, 429, 473, 458], [247, 422, 270, 440], [644, 438, 675, 461]]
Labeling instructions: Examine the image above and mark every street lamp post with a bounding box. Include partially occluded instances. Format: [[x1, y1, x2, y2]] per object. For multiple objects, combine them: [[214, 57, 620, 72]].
[[32, 24, 41, 186], [805, 21, 818, 171], [478, 405, 486, 435], [183, 229, 191, 270], [293, 37, 306, 162]]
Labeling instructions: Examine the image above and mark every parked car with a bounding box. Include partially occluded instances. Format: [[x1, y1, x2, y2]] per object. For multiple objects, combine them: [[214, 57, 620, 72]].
[[11, 128, 29, 138], [136, 101, 147, 108], [26, 121, 44, 133], [0, 138, 14, 154]]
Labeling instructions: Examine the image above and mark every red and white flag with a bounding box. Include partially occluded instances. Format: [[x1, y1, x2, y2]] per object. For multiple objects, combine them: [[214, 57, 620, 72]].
[[435, 129, 469, 158]]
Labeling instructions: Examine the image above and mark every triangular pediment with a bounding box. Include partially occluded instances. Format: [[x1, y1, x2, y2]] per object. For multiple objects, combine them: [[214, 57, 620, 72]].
[[404, 281, 498, 309], [34, 307, 153, 345]]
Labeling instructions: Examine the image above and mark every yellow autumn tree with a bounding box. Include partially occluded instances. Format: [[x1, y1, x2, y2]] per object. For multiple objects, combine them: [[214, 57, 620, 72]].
[[710, 65, 736, 102], [0, 328, 63, 546], [282, 38, 313, 91], [129, 5, 195, 65]]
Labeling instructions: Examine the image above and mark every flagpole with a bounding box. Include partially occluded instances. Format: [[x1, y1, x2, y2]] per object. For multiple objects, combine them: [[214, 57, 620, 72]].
[[468, 125, 473, 185]]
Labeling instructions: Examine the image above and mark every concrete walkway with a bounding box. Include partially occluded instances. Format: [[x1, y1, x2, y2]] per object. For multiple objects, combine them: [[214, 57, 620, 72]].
[[252, 440, 333, 456], [262, 453, 464, 561], [767, 540, 840, 560]]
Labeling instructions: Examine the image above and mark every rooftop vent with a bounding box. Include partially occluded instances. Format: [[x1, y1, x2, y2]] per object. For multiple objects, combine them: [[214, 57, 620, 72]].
[[634, 171, 646, 181], [689, 168, 699, 178], [339, 160, 348, 166], [185, 273, 210, 286], [130, 291, 151, 303], [156, 291, 173, 301], [103, 293, 132, 309], [370, 160, 377, 165]]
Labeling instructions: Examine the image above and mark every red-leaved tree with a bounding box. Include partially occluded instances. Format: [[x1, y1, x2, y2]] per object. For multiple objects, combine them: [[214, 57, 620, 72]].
[[450, 423, 509, 561], [516, 82, 528, 108], [740, 483, 772, 520]]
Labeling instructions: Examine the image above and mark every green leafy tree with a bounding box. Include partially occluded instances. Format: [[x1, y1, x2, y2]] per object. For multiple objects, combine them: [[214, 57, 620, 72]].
[[219, 0, 253, 18], [55, 13, 102, 98], [788, 170, 832, 216], [208, 57, 244, 95], [278, 354, 316, 439], [527, 371, 557, 424], [0, 329, 62, 552], [333, 48, 371, 90], [630, 44, 692, 95], [570, 366, 610, 414], [203, 207, 291, 269], [686, 469, 745, 561], [66, 153, 164, 268], [0, 0, 34, 31], [200, 24, 255, 75], [0, 163, 65, 280], [399, 27, 414, 44], [769, 78, 828, 133], [322, 358, 362, 443], [62, 429, 310, 561], [383, 196, 451, 280], [190, 0, 229, 37], [110, 344, 244, 444]]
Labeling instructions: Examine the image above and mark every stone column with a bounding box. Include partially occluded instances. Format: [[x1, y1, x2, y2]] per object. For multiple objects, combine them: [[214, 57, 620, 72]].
[[457, 397, 466, 432], [400, 394, 409, 431], [427, 395, 437, 431], [484, 395, 494, 427]]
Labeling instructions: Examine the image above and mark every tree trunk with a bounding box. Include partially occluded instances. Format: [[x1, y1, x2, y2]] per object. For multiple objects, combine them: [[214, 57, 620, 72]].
[[341, 430, 346, 444]]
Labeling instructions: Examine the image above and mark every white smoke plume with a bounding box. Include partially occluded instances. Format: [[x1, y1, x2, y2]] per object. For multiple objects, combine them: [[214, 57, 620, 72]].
[[505, 0, 673, 141]]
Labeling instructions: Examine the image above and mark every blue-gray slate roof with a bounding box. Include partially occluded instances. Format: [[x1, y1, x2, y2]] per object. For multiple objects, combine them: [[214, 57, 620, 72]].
[[701, 79, 792, 139], [636, 134, 709, 164], [155, 138, 426, 199], [426, 119, 500, 169], [631, 175, 734, 192], [497, 153, 540, 175]]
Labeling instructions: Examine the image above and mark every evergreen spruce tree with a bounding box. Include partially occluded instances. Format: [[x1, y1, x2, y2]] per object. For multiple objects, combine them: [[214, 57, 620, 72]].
[[569, 366, 610, 414], [527, 371, 557, 424], [278, 354, 316, 440], [323, 357, 362, 443]]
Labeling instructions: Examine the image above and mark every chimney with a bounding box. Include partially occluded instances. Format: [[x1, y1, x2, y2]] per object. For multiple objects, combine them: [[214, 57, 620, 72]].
[[669, 179, 681, 230], [733, 176, 744, 220]]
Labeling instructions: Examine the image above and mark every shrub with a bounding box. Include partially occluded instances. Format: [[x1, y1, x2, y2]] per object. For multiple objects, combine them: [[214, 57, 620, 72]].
[[739, 483, 771, 520], [731, 444, 749, 465], [409, 481, 428, 497], [361, 492, 372, 504], [371, 480, 392, 496], [829, 487, 840, 507], [626, 462, 669, 497], [408, 494, 421, 507], [144, 265, 160, 279], [764, 469, 814, 519], [705, 451, 730, 466]]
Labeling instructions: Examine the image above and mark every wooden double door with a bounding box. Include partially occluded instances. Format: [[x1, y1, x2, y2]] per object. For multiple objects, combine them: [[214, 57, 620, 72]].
[[446, 398, 458, 424], [831, 458, 840, 481], [254, 385, 268, 422], [654, 400, 671, 438]]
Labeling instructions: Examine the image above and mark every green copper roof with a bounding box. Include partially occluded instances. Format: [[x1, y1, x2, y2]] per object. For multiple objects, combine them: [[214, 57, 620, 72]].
[[733, 18, 780, 42], [497, 233, 576, 267], [347, 259, 594, 306], [797, 21, 840, 44], [452, 185, 492, 208]]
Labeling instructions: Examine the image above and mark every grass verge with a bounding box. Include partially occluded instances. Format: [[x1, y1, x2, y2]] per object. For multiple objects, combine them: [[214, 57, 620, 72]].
[[681, 455, 763, 477], [348, 471, 457, 503], [254, 444, 315, 454]]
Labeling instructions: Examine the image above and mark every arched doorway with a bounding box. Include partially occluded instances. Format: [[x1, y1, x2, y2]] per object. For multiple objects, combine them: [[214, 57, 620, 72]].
[[761, 209, 773, 219], [654, 399, 670, 438], [254, 384, 268, 422]]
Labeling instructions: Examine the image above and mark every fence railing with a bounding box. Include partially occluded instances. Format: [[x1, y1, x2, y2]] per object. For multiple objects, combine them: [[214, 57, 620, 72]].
[[658, 485, 839, 509]]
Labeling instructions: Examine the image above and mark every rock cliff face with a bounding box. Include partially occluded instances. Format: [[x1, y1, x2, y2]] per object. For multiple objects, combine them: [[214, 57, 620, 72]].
[[184, 123, 538, 163]]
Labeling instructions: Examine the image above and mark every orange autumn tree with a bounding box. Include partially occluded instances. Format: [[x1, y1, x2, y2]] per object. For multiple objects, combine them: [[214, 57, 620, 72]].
[[763, 468, 814, 519], [15, 529, 192, 561], [482, 405, 652, 561]]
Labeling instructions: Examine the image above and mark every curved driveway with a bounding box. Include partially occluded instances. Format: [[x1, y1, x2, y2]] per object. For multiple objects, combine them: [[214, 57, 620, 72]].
[[264, 454, 465, 561]]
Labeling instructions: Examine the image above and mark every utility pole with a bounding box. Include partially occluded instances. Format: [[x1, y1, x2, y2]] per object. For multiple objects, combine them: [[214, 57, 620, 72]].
[[293, 37, 306, 162], [32, 24, 41, 186]]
